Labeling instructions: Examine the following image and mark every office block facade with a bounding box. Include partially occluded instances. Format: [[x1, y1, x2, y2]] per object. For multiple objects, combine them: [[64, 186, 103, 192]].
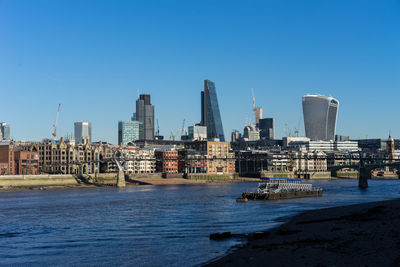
[[302, 94, 339, 141], [188, 125, 207, 141], [255, 107, 263, 125], [74, 121, 92, 145], [118, 121, 142, 146], [259, 118, 274, 139], [200, 80, 225, 141], [0, 123, 10, 140], [136, 94, 154, 140]]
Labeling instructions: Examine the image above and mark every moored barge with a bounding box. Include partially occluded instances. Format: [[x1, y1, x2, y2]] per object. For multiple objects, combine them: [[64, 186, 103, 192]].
[[240, 177, 323, 201]]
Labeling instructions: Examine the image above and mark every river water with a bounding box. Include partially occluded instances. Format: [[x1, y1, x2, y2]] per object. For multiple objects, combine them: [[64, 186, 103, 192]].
[[1, 179, 400, 266]]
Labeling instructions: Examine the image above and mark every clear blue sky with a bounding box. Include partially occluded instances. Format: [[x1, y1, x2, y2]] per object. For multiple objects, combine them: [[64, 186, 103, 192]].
[[1, 0, 399, 144]]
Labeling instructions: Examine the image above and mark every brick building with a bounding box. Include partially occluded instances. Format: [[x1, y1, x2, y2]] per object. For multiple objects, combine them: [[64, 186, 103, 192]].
[[155, 149, 178, 174], [0, 141, 14, 175], [185, 140, 234, 174], [0, 141, 40, 175], [14, 149, 39, 175], [178, 149, 207, 174]]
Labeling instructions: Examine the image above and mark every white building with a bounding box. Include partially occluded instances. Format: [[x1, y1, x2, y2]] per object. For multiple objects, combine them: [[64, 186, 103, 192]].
[[289, 140, 359, 152], [74, 121, 92, 145], [291, 151, 327, 172], [255, 107, 263, 125], [188, 125, 207, 141], [243, 125, 260, 141], [105, 146, 156, 175], [283, 136, 311, 147]]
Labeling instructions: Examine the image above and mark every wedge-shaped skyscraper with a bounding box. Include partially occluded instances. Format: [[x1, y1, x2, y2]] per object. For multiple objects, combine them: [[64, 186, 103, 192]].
[[302, 94, 339, 141], [201, 80, 225, 141]]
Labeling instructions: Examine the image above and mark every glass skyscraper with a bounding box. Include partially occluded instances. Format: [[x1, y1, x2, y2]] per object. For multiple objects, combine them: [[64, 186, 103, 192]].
[[302, 94, 339, 141], [0, 122, 10, 140], [136, 94, 154, 140], [118, 121, 142, 146], [259, 118, 274, 139], [74, 121, 92, 145], [200, 80, 225, 141]]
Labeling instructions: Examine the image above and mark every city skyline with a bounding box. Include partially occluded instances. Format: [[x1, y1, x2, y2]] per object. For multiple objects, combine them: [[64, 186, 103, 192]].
[[1, 1, 399, 143]]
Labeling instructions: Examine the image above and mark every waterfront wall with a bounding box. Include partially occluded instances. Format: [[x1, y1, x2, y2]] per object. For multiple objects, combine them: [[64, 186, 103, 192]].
[[260, 171, 331, 179], [0, 173, 117, 188], [186, 173, 235, 180], [336, 171, 358, 179], [0, 174, 81, 187]]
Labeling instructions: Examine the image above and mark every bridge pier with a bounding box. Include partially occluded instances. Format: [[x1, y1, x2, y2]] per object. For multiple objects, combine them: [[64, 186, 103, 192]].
[[358, 167, 370, 189], [116, 170, 126, 188]]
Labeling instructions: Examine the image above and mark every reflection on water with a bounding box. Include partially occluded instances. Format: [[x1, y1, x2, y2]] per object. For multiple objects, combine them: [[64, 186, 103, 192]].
[[0, 179, 399, 266]]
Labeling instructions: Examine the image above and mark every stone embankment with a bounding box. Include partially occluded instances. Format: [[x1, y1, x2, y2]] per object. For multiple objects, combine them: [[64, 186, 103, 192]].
[[0, 173, 259, 191], [0, 173, 117, 190]]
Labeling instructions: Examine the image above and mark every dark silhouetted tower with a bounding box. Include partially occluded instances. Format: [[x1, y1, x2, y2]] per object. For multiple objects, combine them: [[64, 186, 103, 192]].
[[200, 80, 225, 141], [136, 94, 154, 140]]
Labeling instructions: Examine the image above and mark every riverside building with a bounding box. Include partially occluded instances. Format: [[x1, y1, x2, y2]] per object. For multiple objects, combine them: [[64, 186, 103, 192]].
[[185, 140, 234, 174], [0, 141, 40, 175], [28, 138, 105, 174], [302, 94, 339, 141], [288, 140, 359, 152], [104, 145, 156, 175]]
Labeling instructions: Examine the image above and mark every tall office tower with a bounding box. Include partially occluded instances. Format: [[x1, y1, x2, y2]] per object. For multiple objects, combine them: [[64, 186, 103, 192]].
[[118, 121, 142, 146], [255, 107, 263, 126], [302, 94, 339, 141], [200, 80, 225, 141], [74, 121, 92, 145], [136, 94, 154, 140], [0, 122, 11, 140], [259, 118, 274, 139]]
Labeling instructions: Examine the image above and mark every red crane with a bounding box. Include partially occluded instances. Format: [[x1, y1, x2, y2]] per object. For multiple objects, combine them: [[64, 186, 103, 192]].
[[52, 104, 61, 138]]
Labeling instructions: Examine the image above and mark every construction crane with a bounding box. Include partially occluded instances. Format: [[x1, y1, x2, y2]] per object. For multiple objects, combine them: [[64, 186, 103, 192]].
[[156, 119, 160, 136], [252, 88, 256, 113], [170, 119, 186, 141], [52, 104, 61, 139], [181, 119, 186, 136], [251, 88, 257, 125]]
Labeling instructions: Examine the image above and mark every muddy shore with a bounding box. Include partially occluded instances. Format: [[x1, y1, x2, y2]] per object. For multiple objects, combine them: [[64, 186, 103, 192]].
[[0, 176, 260, 192], [206, 198, 400, 266]]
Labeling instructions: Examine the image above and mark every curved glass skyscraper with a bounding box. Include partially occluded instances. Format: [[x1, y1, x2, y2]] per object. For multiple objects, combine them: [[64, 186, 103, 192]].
[[302, 94, 339, 141], [201, 80, 225, 141]]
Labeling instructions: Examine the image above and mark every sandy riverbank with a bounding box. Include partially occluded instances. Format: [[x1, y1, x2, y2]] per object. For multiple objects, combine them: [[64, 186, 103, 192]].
[[0, 176, 260, 192], [206, 198, 400, 266]]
